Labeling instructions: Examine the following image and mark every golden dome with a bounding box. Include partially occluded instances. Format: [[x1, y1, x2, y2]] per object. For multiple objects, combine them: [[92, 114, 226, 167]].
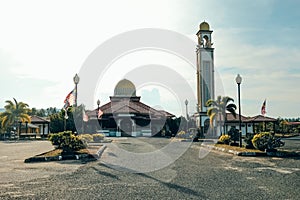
[[114, 79, 136, 97], [199, 21, 210, 31]]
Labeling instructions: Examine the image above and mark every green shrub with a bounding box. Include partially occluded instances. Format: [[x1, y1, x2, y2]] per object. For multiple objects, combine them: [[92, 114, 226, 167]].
[[78, 134, 93, 142], [244, 133, 255, 149], [228, 127, 239, 142], [218, 135, 231, 144], [93, 133, 105, 142], [49, 131, 87, 152], [176, 130, 194, 139], [252, 132, 284, 151]]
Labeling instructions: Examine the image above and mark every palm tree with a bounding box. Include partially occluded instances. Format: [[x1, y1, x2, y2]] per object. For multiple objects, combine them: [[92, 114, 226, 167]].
[[206, 96, 237, 136], [0, 98, 31, 136]]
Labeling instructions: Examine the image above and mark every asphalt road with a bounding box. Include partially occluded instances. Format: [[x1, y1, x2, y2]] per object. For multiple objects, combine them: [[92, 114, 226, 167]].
[[0, 138, 299, 199]]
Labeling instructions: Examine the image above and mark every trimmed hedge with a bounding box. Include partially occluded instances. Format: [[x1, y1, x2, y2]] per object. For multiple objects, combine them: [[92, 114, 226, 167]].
[[49, 131, 87, 152], [218, 135, 231, 144], [252, 132, 284, 151]]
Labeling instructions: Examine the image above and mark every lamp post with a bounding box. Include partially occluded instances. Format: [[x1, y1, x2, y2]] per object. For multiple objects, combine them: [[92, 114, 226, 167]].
[[235, 74, 242, 147], [97, 99, 100, 118], [97, 99, 100, 110], [185, 99, 189, 132], [97, 99, 101, 129], [73, 74, 80, 106]]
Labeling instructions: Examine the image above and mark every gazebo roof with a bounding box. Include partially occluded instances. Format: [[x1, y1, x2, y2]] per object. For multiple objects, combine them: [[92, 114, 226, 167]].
[[30, 115, 50, 123], [226, 113, 251, 123], [226, 113, 277, 123]]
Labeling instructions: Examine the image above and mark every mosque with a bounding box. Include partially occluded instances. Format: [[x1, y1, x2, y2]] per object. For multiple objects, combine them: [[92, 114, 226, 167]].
[[85, 79, 175, 137]]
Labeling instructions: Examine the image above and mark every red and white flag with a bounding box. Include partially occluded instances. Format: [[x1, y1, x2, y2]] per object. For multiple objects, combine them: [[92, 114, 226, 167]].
[[261, 99, 266, 115], [63, 88, 76, 109], [83, 109, 89, 122], [97, 109, 103, 119]]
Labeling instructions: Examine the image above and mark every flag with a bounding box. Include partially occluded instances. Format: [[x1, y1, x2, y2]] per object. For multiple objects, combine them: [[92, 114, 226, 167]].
[[97, 108, 103, 119], [261, 99, 266, 115], [83, 109, 89, 122], [63, 88, 76, 109]]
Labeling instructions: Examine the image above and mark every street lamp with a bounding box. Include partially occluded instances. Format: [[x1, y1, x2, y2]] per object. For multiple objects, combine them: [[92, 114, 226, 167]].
[[73, 73, 80, 106], [185, 99, 189, 132], [97, 99, 100, 110], [235, 74, 242, 147]]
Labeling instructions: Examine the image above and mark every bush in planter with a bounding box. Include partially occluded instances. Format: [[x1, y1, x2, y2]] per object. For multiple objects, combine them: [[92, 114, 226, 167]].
[[176, 130, 195, 139], [244, 133, 255, 149], [228, 127, 239, 143], [78, 134, 93, 142], [48, 133, 60, 146], [218, 135, 231, 145], [252, 132, 284, 151], [49, 131, 87, 153], [93, 133, 105, 142]]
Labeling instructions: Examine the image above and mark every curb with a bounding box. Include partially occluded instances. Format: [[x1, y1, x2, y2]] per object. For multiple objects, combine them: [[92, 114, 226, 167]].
[[24, 145, 107, 163], [201, 144, 300, 157], [96, 145, 107, 158]]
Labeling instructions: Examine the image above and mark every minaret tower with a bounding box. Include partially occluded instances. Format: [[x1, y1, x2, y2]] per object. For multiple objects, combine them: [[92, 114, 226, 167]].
[[196, 21, 215, 133]]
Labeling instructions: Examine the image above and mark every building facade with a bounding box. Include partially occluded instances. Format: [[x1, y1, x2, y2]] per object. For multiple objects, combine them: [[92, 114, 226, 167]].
[[86, 79, 175, 137]]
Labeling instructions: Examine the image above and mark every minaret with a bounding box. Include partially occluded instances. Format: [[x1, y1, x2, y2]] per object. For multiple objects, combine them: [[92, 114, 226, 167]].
[[196, 21, 215, 132]]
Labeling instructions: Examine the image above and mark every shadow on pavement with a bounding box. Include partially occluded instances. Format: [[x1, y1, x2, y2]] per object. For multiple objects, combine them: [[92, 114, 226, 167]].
[[96, 162, 205, 198]]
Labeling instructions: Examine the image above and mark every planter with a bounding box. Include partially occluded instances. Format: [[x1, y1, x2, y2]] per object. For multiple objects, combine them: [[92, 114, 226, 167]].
[[265, 149, 277, 153], [229, 142, 239, 146]]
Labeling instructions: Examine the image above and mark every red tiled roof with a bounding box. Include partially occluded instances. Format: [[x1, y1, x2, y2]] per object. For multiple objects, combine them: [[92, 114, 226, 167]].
[[226, 114, 277, 123], [248, 115, 277, 122], [86, 98, 174, 118], [226, 113, 251, 122]]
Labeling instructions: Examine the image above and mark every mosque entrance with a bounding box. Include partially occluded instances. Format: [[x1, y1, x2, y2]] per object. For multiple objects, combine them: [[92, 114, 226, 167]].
[[120, 118, 133, 136]]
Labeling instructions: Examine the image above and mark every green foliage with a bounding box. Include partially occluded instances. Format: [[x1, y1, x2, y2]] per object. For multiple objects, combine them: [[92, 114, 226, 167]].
[[206, 96, 237, 136], [218, 135, 231, 144], [0, 98, 31, 130], [244, 133, 255, 149], [78, 134, 94, 142], [48, 131, 86, 152], [49, 105, 86, 133], [49, 112, 64, 133], [252, 132, 285, 151], [228, 127, 239, 142], [176, 131, 196, 139]]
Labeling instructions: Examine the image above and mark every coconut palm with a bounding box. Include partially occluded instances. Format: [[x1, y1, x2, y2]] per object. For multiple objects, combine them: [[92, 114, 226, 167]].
[[206, 96, 237, 136], [0, 98, 31, 135]]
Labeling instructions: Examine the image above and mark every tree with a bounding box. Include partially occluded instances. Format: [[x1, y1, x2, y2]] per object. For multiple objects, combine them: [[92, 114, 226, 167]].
[[49, 105, 84, 133], [206, 96, 237, 136], [0, 98, 31, 135]]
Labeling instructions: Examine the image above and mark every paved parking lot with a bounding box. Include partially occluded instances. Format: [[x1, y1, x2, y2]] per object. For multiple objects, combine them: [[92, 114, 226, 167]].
[[0, 140, 84, 184], [0, 138, 299, 199]]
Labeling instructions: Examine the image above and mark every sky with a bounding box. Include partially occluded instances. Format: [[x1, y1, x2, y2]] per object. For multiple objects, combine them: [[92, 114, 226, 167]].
[[0, 0, 299, 118]]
